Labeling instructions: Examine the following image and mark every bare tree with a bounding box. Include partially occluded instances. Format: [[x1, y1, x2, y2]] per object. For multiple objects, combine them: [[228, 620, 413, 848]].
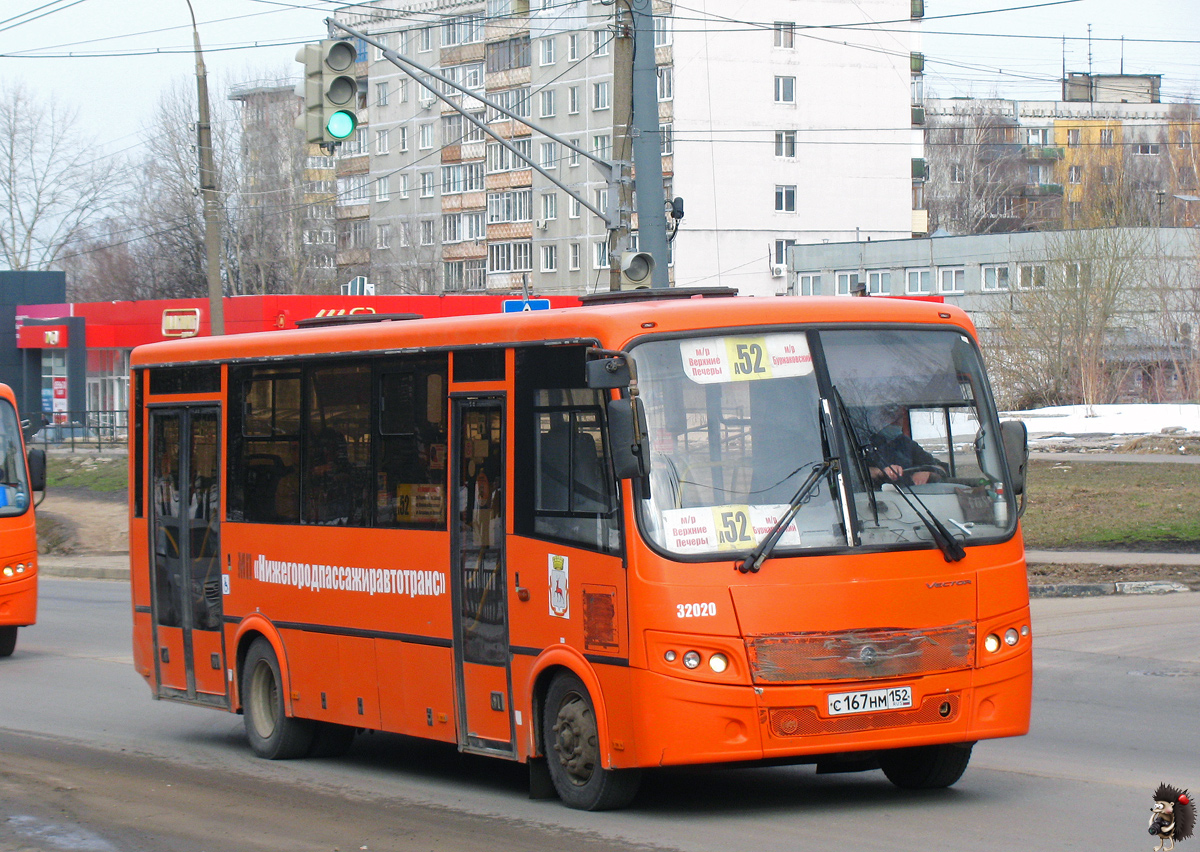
[[0, 83, 124, 271], [925, 101, 1033, 235]]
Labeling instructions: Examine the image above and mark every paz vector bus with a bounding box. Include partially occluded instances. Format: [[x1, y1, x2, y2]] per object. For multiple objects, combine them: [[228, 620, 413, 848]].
[[0, 383, 47, 658], [127, 290, 1031, 810]]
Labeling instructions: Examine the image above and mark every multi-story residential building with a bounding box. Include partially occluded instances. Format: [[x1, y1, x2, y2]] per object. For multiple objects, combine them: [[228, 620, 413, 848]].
[[228, 80, 340, 292], [333, 0, 921, 297], [923, 74, 1200, 235]]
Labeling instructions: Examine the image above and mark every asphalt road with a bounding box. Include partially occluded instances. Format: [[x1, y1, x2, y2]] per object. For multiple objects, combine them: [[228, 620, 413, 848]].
[[1, 578, 1197, 852]]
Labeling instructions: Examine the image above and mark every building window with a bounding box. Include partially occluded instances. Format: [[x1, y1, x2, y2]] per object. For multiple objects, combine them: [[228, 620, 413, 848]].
[[487, 241, 533, 273], [541, 244, 558, 272], [1066, 127, 1080, 148], [773, 21, 795, 48], [377, 81, 389, 107], [906, 268, 932, 294], [1067, 200, 1081, 220], [441, 162, 484, 194], [420, 220, 435, 245], [773, 238, 797, 265], [981, 264, 1010, 291], [540, 141, 558, 169], [569, 242, 581, 270], [660, 123, 673, 156], [938, 266, 964, 294], [486, 137, 533, 171], [1064, 261, 1091, 288], [1099, 128, 1114, 148], [592, 134, 611, 160], [540, 89, 556, 118], [1178, 130, 1192, 148], [376, 175, 391, 202], [775, 130, 796, 158], [419, 123, 434, 150], [376, 224, 391, 249], [1018, 263, 1046, 289], [1132, 142, 1160, 155], [1068, 164, 1083, 184], [1027, 128, 1050, 145], [487, 189, 533, 223], [540, 37, 556, 66], [569, 196, 581, 218], [991, 196, 1015, 218], [593, 29, 610, 57], [487, 35, 531, 73], [774, 76, 796, 104], [835, 270, 860, 296], [443, 15, 483, 46], [654, 16, 672, 46], [950, 163, 965, 183], [568, 139, 581, 167], [593, 81, 610, 110], [798, 274, 821, 296], [594, 188, 608, 220], [418, 27, 432, 52], [594, 240, 609, 269], [568, 85, 580, 115], [657, 67, 673, 102], [774, 184, 796, 212], [1100, 165, 1115, 184], [397, 126, 408, 152], [868, 270, 891, 295], [541, 192, 558, 221], [568, 33, 579, 61], [420, 172, 435, 197]]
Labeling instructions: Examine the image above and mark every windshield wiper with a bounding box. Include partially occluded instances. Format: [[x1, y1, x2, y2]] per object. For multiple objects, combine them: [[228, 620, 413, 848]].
[[887, 482, 967, 562], [736, 459, 836, 574]]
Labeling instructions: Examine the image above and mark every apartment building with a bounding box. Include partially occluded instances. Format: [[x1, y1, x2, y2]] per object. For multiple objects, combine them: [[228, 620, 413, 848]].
[[334, 0, 921, 297], [923, 75, 1200, 234]]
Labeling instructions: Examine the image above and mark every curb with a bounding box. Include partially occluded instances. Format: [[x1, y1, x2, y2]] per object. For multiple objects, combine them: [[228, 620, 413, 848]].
[[1029, 580, 1192, 598]]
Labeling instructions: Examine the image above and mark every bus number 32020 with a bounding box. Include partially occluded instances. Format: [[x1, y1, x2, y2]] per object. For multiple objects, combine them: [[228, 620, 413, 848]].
[[677, 602, 717, 618]]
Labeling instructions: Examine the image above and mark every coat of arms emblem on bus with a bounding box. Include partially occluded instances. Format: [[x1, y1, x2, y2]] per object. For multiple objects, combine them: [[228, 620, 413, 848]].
[[549, 554, 569, 619]]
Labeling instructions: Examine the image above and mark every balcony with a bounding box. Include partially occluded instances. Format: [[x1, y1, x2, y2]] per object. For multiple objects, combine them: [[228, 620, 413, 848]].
[[1022, 183, 1064, 197], [1023, 145, 1065, 161]]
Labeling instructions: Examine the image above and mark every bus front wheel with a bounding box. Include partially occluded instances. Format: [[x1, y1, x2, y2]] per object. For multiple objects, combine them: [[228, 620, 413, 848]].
[[542, 672, 641, 810], [880, 742, 974, 789], [0, 626, 16, 657], [242, 637, 314, 759]]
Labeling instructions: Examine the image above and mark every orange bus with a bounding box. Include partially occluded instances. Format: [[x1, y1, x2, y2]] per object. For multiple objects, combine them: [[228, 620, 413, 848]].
[[0, 383, 47, 658], [127, 292, 1031, 810]]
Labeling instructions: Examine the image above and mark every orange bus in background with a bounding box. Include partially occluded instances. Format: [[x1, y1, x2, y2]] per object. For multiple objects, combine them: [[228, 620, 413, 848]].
[[127, 291, 1032, 810], [0, 383, 47, 658]]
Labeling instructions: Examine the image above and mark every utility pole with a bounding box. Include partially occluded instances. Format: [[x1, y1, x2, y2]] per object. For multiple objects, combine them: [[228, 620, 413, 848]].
[[608, 8, 633, 291], [187, 0, 225, 335], [628, 0, 670, 288]]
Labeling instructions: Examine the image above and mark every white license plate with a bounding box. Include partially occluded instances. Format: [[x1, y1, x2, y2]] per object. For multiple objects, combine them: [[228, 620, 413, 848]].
[[827, 686, 913, 716]]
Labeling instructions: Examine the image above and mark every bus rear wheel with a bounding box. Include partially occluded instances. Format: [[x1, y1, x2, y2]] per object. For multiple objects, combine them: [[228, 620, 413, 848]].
[[0, 626, 16, 657], [880, 742, 974, 789], [242, 637, 314, 759], [542, 672, 641, 810]]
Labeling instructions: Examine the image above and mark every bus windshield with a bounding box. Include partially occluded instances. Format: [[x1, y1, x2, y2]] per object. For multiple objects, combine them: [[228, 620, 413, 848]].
[[0, 401, 31, 517], [633, 327, 1013, 559]]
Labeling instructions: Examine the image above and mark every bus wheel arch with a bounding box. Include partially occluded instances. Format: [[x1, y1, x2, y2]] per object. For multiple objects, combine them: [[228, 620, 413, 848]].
[[537, 665, 641, 810]]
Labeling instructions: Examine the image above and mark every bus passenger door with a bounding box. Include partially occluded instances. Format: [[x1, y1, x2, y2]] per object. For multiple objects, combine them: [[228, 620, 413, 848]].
[[149, 407, 228, 708], [450, 397, 514, 756]]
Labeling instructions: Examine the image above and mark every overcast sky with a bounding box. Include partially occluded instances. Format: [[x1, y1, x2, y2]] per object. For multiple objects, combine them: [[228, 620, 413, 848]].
[[0, 0, 1196, 159]]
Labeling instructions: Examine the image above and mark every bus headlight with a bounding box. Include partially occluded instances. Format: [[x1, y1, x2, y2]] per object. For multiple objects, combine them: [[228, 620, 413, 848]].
[[1004, 628, 1020, 647], [2, 566, 12, 577], [984, 633, 1001, 653], [708, 653, 728, 673], [682, 651, 701, 669]]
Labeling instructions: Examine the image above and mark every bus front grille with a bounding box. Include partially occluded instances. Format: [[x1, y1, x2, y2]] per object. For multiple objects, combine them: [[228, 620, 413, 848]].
[[768, 693, 961, 737], [746, 622, 974, 683]]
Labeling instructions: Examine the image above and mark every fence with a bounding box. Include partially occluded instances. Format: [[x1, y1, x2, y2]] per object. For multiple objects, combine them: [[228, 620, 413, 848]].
[[26, 410, 129, 452]]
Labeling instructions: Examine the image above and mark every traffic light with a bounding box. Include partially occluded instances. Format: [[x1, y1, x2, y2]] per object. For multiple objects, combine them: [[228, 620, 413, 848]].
[[295, 40, 359, 146], [619, 251, 655, 289]]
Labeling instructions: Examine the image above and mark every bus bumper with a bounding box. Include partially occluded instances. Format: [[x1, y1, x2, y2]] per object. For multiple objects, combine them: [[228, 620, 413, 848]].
[[0, 569, 38, 627], [624, 650, 1030, 768]]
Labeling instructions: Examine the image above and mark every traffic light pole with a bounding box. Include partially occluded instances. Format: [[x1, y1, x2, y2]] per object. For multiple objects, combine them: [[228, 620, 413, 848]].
[[608, 9, 633, 291], [186, 0, 225, 335], [628, 0, 670, 288]]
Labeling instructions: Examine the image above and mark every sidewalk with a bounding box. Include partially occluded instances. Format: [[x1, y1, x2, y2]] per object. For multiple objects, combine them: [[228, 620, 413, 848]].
[[37, 549, 1198, 597]]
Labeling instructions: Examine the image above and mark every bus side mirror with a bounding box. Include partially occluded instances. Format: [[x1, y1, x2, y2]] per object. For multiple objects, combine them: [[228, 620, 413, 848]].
[[586, 357, 631, 390], [608, 397, 651, 480], [27, 448, 46, 493], [1000, 420, 1027, 496]]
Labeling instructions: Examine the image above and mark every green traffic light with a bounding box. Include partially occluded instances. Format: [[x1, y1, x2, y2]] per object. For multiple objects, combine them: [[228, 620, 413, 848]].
[[326, 110, 356, 140]]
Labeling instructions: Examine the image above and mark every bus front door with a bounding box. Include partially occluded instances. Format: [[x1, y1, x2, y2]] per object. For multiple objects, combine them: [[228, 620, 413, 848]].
[[451, 397, 514, 755], [149, 407, 227, 707]]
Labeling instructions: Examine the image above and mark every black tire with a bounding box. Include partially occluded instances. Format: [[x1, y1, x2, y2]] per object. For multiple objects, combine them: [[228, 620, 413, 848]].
[[880, 742, 974, 789], [0, 626, 16, 658], [242, 637, 314, 759], [307, 722, 357, 758], [542, 672, 641, 810]]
